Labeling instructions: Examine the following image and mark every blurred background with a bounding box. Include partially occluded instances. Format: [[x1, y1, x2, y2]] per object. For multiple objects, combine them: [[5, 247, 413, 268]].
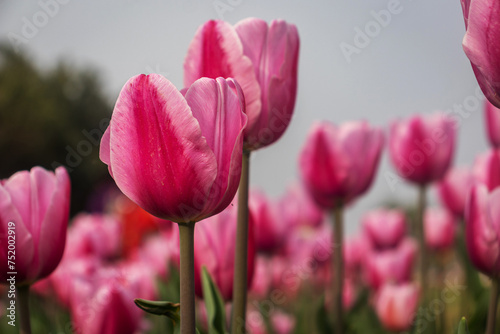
[[0, 0, 487, 233]]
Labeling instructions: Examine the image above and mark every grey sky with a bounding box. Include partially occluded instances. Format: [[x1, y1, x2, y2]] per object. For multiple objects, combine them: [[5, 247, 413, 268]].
[[0, 0, 488, 234]]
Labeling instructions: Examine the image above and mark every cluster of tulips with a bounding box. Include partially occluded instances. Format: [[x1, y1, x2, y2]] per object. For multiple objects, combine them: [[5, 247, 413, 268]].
[[0, 0, 499, 333]]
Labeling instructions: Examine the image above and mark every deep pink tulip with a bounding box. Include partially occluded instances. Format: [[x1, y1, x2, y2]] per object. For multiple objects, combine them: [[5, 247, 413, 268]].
[[344, 234, 370, 279], [461, 0, 500, 108], [184, 18, 300, 150], [364, 238, 417, 290], [100, 74, 246, 223], [193, 203, 255, 301], [65, 213, 122, 260], [362, 209, 407, 250], [473, 149, 500, 191], [249, 189, 285, 253], [279, 183, 324, 230], [437, 166, 476, 217], [424, 207, 457, 252], [299, 121, 384, 208], [389, 113, 456, 185], [0, 167, 70, 285], [375, 283, 419, 332], [465, 184, 500, 277], [485, 100, 500, 147]]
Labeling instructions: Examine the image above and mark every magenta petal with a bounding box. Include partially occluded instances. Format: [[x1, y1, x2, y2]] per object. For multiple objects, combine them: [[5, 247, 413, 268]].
[[184, 20, 261, 129], [108, 74, 217, 222], [185, 77, 247, 218]]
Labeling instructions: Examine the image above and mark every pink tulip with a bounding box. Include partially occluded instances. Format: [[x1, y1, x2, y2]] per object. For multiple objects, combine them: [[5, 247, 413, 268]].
[[424, 207, 457, 251], [100, 74, 247, 223], [299, 121, 384, 208], [437, 166, 476, 217], [249, 256, 273, 298], [362, 209, 407, 250], [389, 113, 456, 185], [375, 283, 419, 332], [133, 230, 179, 279], [249, 189, 285, 253], [485, 100, 500, 147], [193, 203, 255, 301], [279, 183, 324, 229], [364, 238, 417, 290], [271, 311, 295, 334], [65, 213, 122, 260], [465, 184, 500, 277], [344, 234, 370, 279], [0, 166, 70, 285], [461, 0, 500, 108], [473, 149, 500, 191], [184, 18, 300, 150]]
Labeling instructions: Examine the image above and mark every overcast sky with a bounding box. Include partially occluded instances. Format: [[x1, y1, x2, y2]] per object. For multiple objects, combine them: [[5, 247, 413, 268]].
[[0, 0, 489, 234]]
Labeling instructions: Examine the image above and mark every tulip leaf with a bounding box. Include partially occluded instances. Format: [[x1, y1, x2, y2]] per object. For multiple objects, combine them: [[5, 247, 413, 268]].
[[457, 317, 470, 334], [134, 298, 180, 324], [201, 267, 227, 334]]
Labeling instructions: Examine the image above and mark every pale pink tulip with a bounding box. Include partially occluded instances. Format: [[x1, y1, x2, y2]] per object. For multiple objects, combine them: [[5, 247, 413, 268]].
[[0, 167, 70, 285], [461, 0, 500, 108], [362, 209, 407, 250], [375, 283, 419, 332], [100, 74, 246, 223], [299, 121, 384, 208], [389, 113, 456, 185], [437, 166, 476, 217], [424, 207, 457, 251], [465, 184, 500, 277]]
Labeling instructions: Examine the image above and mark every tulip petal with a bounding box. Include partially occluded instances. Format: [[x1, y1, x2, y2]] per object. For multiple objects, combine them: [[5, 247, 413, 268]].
[[99, 127, 113, 177], [107, 74, 217, 222], [184, 20, 261, 129], [184, 77, 246, 218]]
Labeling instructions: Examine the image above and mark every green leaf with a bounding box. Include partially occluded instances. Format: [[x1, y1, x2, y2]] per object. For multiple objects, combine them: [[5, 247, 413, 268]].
[[457, 317, 470, 334], [134, 298, 180, 324], [201, 267, 227, 334]]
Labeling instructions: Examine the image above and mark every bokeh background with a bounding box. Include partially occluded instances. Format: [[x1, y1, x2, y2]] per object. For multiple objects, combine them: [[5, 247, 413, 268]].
[[0, 0, 487, 234]]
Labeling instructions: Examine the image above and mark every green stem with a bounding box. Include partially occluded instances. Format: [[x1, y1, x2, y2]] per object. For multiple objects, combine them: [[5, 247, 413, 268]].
[[17, 285, 31, 334], [178, 222, 196, 334], [416, 184, 427, 334], [486, 278, 499, 334], [331, 202, 344, 334], [231, 150, 250, 334]]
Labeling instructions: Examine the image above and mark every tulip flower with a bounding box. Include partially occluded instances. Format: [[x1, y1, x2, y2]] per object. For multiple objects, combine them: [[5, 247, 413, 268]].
[[299, 120, 383, 333], [364, 238, 417, 290], [473, 149, 500, 191], [375, 283, 419, 332], [0, 166, 70, 333], [424, 207, 456, 252], [279, 183, 324, 230], [100, 74, 246, 333], [194, 202, 255, 301], [437, 166, 476, 217], [465, 184, 500, 334], [461, 0, 500, 108], [362, 209, 407, 250], [485, 100, 500, 147], [184, 18, 299, 329]]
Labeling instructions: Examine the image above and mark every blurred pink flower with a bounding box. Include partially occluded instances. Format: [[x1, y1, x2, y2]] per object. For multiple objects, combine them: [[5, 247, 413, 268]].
[[465, 184, 500, 277], [194, 203, 255, 301], [485, 100, 500, 147], [461, 0, 500, 108], [279, 183, 324, 230], [364, 238, 417, 290], [375, 282, 419, 332], [184, 18, 300, 150], [362, 209, 407, 250], [100, 74, 246, 223], [0, 167, 70, 285], [389, 113, 456, 185], [424, 207, 457, 251], [437, 166, 476, 217], [473, 149, 500, 191], [299, 121, 384, 208]]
